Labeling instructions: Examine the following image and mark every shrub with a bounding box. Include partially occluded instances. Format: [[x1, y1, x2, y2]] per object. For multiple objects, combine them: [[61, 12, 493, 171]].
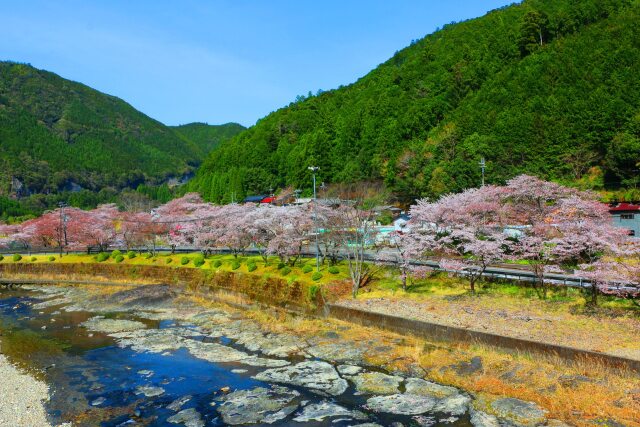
[[247, 263, 257, 272], [115, 255, 125, 263], [302, 265, 313, 273], [277, 262, 286, 270], [12, 254, 22, 262], [328, 266, 340, 275], [144, 252, 153, 259], [48, 256, 56, 262], [308, 284, 320, 300], [311, 272, 323, 281], [166, 257, 173, 264], [0, 255, 4, 262], [30, 256, 37, 262], [110, 250, 122, 259], [281, 267, 292, 276], [213, 259, 222, 268], [127, 251, 136, 259], [96, 253, 109, 262], [231, 260, 241, 270], [181, 256, 190, 266], [194, 255, 205, 267]]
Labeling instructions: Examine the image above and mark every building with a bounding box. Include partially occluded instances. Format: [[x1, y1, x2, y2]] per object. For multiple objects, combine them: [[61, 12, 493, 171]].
[[242, 195, 269, 204], [609, 203, 640, 237]]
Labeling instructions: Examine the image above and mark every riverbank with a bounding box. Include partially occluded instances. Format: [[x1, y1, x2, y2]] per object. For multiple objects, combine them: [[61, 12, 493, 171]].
[[1, 257, 639, 425], [0, 352, 52, 426]]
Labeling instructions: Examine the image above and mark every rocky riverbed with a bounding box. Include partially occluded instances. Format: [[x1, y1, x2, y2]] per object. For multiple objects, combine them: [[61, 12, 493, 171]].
[[0, 283, 564, 426]]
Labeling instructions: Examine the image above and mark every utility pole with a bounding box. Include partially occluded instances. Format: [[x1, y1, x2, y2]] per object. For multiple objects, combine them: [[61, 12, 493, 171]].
[[58, 202, 67, 257], [308, 166, 320, 272], [479, 157, 486, 187]]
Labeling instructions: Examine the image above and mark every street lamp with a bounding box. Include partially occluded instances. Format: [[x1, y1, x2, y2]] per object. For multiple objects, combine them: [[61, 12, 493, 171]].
[[308, 166, 320, 272]]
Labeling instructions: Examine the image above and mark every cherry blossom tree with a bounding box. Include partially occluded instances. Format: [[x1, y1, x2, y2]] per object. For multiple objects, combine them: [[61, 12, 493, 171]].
[[408, 186, 507, 294], [267, 205, 314, 266], [73, 204, 119, 252], [501, 176, 627, 299], [154, 193, 213, 251]]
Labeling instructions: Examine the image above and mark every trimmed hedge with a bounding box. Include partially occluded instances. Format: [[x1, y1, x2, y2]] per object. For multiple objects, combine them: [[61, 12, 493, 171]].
[[110, 250, 122, 259], [144, 252, 153, 259], [48, 256, 56, 262], [277, 262, 286, 270], [127, 251, 137, 259], [30, 256, 37, 262], [281, 266, 292, 276], [96, 253, 109, 262], [311, 272, 323, 281], [166, 257, 173, 264], [12, 254, 22, 262], [194, 255, 205, 267], [231, 260, 241, 270], [328, 266, 340, 274], [181, 257, 190, 266], [115, 255, 125, 263], [212, 260, 222, 268], [0, 255, 4, 262], [247, 263, 257, 272], [302, 265, 313, 273]]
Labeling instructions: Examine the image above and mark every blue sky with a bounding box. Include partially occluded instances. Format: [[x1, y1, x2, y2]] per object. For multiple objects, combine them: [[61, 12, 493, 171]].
[[2, 1, 514, 127]]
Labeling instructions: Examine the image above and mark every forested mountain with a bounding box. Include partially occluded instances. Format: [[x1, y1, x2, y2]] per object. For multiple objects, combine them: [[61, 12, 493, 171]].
[[0, 61, 205, 196], [171, 122, 245, 153], [190, 0, 640, 203]]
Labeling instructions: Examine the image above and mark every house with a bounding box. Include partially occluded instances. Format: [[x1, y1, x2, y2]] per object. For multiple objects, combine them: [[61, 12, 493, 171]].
[[393, 213, 411, 232], [242, 195, 269, 204], [609, 203, 640, 237]]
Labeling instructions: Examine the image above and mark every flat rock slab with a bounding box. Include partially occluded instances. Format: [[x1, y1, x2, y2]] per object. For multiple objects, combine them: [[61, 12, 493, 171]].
[[366, 394, 438, 415], [405, 378, 459, 398], [470, 409, 500, 427], [351, 371, 403, 395], [81, 317, 148, 334], [433, 393, 471, 416], [337, 365, 363, 376], [253, 361, 348, 396], [490, 398, 547, 427], [306, 342, 365, 364], [167, 408, 205, 427], [135, 385, 165, 397], [217, 386, 300, 425], [293, 401, 368, 422]]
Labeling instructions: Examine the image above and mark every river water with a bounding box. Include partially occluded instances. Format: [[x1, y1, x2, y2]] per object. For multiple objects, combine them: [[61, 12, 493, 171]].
[[0, 287, 473, 427]]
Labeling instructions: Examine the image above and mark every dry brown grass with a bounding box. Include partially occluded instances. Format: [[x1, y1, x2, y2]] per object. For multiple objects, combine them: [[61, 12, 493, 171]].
[[218, 299, 640, 427]]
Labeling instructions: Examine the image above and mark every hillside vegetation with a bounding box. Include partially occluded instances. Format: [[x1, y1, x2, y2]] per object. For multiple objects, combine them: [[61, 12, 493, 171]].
[[190, 0, 640, 203], [0, 62, 237, 196], [171, 122, 245, 153]]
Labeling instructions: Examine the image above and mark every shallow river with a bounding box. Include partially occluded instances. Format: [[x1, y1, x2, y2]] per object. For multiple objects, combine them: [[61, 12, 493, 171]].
[[0, 287, 473, 427]]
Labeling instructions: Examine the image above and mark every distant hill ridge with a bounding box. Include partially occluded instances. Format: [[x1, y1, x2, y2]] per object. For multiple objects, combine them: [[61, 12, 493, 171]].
[[189, 0, 640, 203], [0, 61, 243, 196]]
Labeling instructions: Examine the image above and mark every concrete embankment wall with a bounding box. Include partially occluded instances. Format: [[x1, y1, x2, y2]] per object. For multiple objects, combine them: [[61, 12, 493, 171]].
[[1, 262, 639, 372], [326, 304, 640, 372]]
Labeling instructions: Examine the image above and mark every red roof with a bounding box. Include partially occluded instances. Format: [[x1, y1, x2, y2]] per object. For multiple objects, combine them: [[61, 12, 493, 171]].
[[260, 197, 276, 204], [609, 203, 640, 212]]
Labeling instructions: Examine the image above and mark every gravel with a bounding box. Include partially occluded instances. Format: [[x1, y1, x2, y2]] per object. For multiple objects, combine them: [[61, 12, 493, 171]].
[[0, 353, 53, 426]]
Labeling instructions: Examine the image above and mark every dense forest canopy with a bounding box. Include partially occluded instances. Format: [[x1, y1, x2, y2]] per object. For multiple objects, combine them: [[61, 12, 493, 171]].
[[171, 122, 246, 153], [190, 0, 640, 204]]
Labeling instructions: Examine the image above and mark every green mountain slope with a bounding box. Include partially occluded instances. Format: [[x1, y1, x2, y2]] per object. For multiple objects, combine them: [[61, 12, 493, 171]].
[[171, 122, 245, 153], [0, 61, 204, 195], [190, 0, 640, 203]]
